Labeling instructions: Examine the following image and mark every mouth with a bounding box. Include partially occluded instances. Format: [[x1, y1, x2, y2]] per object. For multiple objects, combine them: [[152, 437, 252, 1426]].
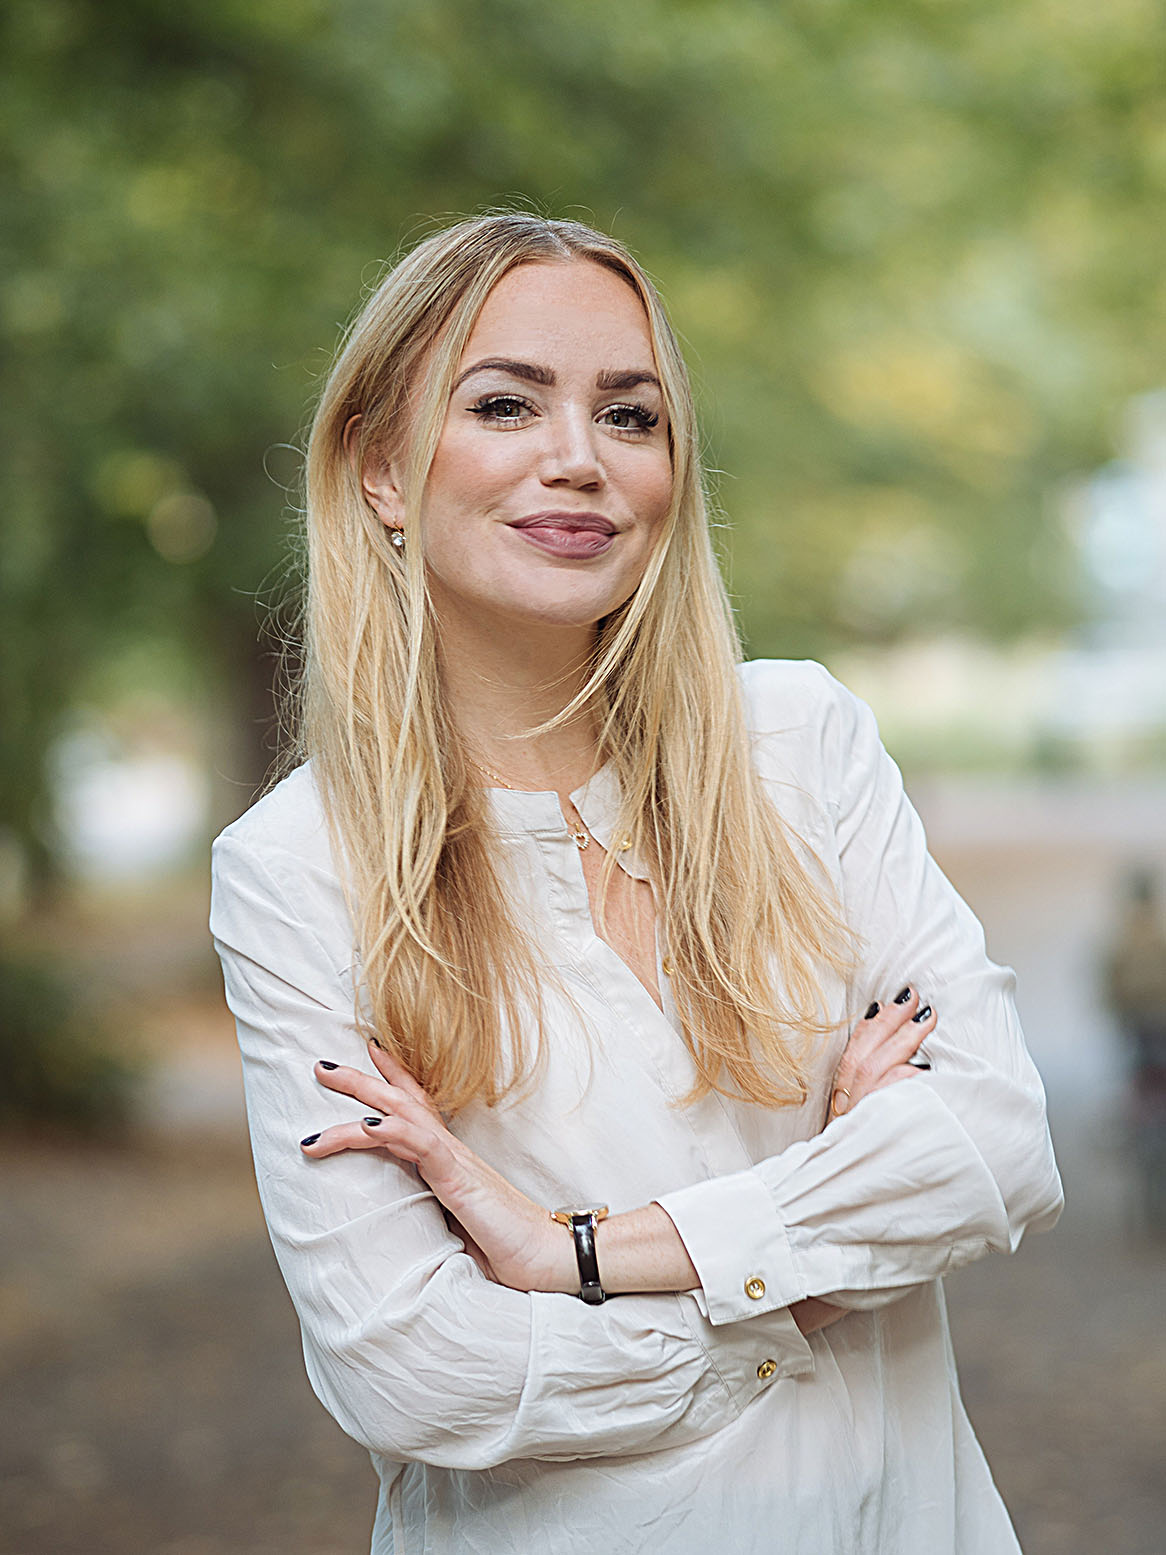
[[509, 511, 617, 535], [507, 511, 618, 560]]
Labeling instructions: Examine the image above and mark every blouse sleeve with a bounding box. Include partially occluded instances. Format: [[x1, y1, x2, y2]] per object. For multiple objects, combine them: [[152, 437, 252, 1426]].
[[654, 662, 1064, 1327], [209, 830, 814, 1470]]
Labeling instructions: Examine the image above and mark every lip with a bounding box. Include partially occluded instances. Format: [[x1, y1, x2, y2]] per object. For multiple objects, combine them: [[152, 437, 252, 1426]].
[[509, 510, 617, 535], [507, 510, 619, 560]]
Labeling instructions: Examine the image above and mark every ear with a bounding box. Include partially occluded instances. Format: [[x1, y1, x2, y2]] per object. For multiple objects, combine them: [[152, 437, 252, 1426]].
[[345, 413, 405, 531]]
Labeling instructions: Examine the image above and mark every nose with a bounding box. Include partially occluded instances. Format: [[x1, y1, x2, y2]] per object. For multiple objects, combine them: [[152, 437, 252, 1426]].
[[538, 406, 604, 490]]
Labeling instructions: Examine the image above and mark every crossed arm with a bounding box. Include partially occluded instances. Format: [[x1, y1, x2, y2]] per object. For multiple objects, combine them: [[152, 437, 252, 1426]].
[[211, 664, 1062, 1466], [300, 983, 938, 1335]]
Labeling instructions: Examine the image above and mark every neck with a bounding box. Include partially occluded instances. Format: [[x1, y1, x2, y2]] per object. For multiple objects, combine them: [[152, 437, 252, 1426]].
[[436, 604, 604, 793]]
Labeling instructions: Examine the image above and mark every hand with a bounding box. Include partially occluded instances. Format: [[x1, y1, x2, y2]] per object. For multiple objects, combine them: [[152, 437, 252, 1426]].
[[828, 985, 936, 1122], [301, 1044, 574, 1295], [790, 1297, 846, 1336]]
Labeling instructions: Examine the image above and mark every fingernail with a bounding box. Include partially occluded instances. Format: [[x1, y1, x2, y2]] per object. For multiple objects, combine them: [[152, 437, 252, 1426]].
[[894, 987, 912, 1004], [300, 1133, 320, 1146], [910, 1060, 932, 1070], [318, 1060, 339, 1071], [912, 1004, 932, 1023], [864, 1001, 880, 1020], [363, 1115, 382, 1127]]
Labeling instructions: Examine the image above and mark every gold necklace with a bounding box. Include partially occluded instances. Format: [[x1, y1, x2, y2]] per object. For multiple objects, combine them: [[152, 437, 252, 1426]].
[[468, 756, 592, 850], [469, 756, 517, 791]]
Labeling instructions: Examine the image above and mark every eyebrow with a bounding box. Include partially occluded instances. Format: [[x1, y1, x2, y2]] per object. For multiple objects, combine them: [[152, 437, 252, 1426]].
[[451, 357, 662, 394]]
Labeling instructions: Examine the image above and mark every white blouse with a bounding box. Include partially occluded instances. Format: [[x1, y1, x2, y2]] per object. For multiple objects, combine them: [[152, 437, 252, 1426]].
[[210, 659, 1063, 1555]]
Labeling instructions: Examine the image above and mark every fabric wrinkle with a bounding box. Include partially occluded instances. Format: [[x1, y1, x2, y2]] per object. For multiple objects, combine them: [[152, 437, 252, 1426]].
[[209, 657, 1061, 1554]]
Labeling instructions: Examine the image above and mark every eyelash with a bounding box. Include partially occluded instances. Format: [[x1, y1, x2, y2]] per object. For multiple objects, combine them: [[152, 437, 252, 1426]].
[[468, 394, 660, 434]]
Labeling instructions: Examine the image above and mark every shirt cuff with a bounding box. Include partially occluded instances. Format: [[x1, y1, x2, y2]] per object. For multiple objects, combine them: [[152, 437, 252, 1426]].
[[675, 1290, 816, 1401], [655, 1167, 806, 1326]]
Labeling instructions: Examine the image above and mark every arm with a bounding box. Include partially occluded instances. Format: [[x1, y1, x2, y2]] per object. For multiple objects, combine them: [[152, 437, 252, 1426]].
[[307, 1047, 852, 1338], [209, 828, 814, 1469], [649, 663, 1064, 1325]]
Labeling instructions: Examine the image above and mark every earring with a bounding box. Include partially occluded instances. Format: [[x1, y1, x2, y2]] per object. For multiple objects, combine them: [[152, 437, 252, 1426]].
[[389, 527, 405, 551]]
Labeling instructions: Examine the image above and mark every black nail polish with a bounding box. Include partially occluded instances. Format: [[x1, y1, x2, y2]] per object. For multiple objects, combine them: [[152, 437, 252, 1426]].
[[894, 987, 912, 1004], [318, 1060, 339, 1071], [864, 1001, 880, 1020], [910, 1060, 932, 1071], [363, 1115, 382, 1127], [300, 1133, 320, 1146], [912, 1004, 932, 1023]]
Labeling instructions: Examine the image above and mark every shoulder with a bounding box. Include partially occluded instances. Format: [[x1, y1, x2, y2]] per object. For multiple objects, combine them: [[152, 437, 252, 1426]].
[[733, 659, 889, 839], [737, 657, 848, 731], [210, 761, 347, 924], [740, 653, 876, 755], [209, 762, 357, 992], [214, 761, 326, 854]]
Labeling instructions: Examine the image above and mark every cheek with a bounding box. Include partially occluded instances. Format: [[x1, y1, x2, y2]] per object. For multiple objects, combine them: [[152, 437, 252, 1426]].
[[417, 435, 505, 557], [634, 454, 675, 535]]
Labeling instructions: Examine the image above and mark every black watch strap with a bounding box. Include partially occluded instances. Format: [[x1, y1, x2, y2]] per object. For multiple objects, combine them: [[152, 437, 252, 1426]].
[[568, 1211, 606, 1305]]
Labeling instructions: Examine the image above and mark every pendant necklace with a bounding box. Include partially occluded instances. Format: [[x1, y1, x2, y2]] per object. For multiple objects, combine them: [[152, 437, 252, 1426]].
[[469, 756, 592, 850]]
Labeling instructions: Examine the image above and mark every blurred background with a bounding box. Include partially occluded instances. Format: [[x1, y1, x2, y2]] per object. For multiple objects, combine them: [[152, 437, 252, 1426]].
[[2, 2, 1164, 1551]]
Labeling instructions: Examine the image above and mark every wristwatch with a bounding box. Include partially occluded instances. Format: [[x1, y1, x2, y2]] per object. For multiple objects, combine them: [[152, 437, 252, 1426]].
[[550, 1204, 610, 1304]]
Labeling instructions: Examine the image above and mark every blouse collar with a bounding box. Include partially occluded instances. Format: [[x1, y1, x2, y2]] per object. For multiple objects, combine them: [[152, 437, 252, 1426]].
[[485, 761, 651, 881]]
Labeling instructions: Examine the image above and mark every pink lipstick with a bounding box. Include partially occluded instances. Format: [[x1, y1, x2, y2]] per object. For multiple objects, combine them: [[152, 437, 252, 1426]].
[[508, 511, 617, 560]]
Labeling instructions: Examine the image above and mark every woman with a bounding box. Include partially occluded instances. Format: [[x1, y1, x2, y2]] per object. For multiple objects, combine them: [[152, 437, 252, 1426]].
[[210, 211, 1063, 1554]]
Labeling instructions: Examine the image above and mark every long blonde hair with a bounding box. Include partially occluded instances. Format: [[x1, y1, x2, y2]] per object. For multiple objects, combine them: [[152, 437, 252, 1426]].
[[295, 209, 852, 1113]]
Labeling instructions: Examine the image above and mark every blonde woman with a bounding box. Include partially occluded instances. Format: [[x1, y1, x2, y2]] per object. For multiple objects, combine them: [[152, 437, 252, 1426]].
[[210, 211, 1062, 1554]]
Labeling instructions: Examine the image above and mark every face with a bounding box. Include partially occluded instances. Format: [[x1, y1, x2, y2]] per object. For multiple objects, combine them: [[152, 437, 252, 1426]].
[[363, 259, 673, 635]]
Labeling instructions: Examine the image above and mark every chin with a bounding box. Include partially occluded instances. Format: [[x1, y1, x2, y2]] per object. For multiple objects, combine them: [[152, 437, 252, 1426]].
[[511, 597, 617, 631], [430, 559, 644, 634]]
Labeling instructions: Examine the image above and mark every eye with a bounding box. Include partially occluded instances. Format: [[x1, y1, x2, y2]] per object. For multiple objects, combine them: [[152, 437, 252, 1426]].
[[468, 394, 534, 425], [601, 402, 660, 434]]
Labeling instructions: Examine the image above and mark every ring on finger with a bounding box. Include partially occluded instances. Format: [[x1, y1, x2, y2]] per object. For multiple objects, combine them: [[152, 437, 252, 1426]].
[[830, 1086, 852, 1117]]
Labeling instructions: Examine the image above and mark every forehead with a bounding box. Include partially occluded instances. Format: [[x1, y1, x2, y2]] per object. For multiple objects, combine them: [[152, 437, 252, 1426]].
[[462, 259, 654, 362]]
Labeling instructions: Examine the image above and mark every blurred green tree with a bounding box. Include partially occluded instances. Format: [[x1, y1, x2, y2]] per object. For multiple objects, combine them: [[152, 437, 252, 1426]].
[[2, 0, 1164, 890]]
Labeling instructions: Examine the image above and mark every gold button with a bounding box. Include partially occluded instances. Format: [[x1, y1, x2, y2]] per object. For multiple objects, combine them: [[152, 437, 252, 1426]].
[[617, 835, 633, 851], [745, 1276, 766, 1300], [661, 955, 674, 977], [757, 1358, 777, 1381]]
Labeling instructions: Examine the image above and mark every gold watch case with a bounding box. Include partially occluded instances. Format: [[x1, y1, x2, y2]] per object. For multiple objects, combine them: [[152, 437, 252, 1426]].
[[550, 1204, 610, 1225]]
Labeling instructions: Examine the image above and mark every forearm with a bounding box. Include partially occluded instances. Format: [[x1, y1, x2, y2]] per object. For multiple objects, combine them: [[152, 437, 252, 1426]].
[[561, 1205, 843, 1335], [580, 1203, 700, 1295]]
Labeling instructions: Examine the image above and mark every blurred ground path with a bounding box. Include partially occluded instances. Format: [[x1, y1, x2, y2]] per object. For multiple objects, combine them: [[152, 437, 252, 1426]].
[[2, 776, 1164, 1553], [945, 1097, 1166, 1555]]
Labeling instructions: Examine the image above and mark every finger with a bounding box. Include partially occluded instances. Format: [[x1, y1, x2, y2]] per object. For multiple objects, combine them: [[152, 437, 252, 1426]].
[[873, 1063, 927, 1090], [366, 1042, 442, 1114], [314, 1063, 437, 1136], [361, 1113, 454, 1175], [881, 1003, 937, 1065], [840, 996, 893, 1060], [833, 1016, 889, 1087], [862, 988, 927, 1055], [837, 987, 921, 1078], [875, 985, 921, 1031], [300, 1121, 387, 1158], [839, 988, 914, 1088], [840, 1001, 935, 1091], [314, 1060, 396, 1113]]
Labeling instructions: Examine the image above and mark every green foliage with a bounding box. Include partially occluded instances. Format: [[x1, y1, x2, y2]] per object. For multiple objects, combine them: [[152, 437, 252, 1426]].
[[2, 0, 1164, 856], [0, 950, 140, 1131]]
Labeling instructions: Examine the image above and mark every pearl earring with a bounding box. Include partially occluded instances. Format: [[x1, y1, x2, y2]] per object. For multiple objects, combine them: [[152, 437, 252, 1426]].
[[389, 527, 405, 551]]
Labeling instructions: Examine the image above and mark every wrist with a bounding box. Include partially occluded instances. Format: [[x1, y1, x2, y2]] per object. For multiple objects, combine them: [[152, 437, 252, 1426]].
[[549, 1205, 609, 1302], [596, 1204, 700, 1296], [547, 1216, 584, 1295]]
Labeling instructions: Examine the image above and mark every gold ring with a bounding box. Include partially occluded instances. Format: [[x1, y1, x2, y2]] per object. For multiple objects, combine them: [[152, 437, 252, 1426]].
[[830, 1086, 851, 1117]]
